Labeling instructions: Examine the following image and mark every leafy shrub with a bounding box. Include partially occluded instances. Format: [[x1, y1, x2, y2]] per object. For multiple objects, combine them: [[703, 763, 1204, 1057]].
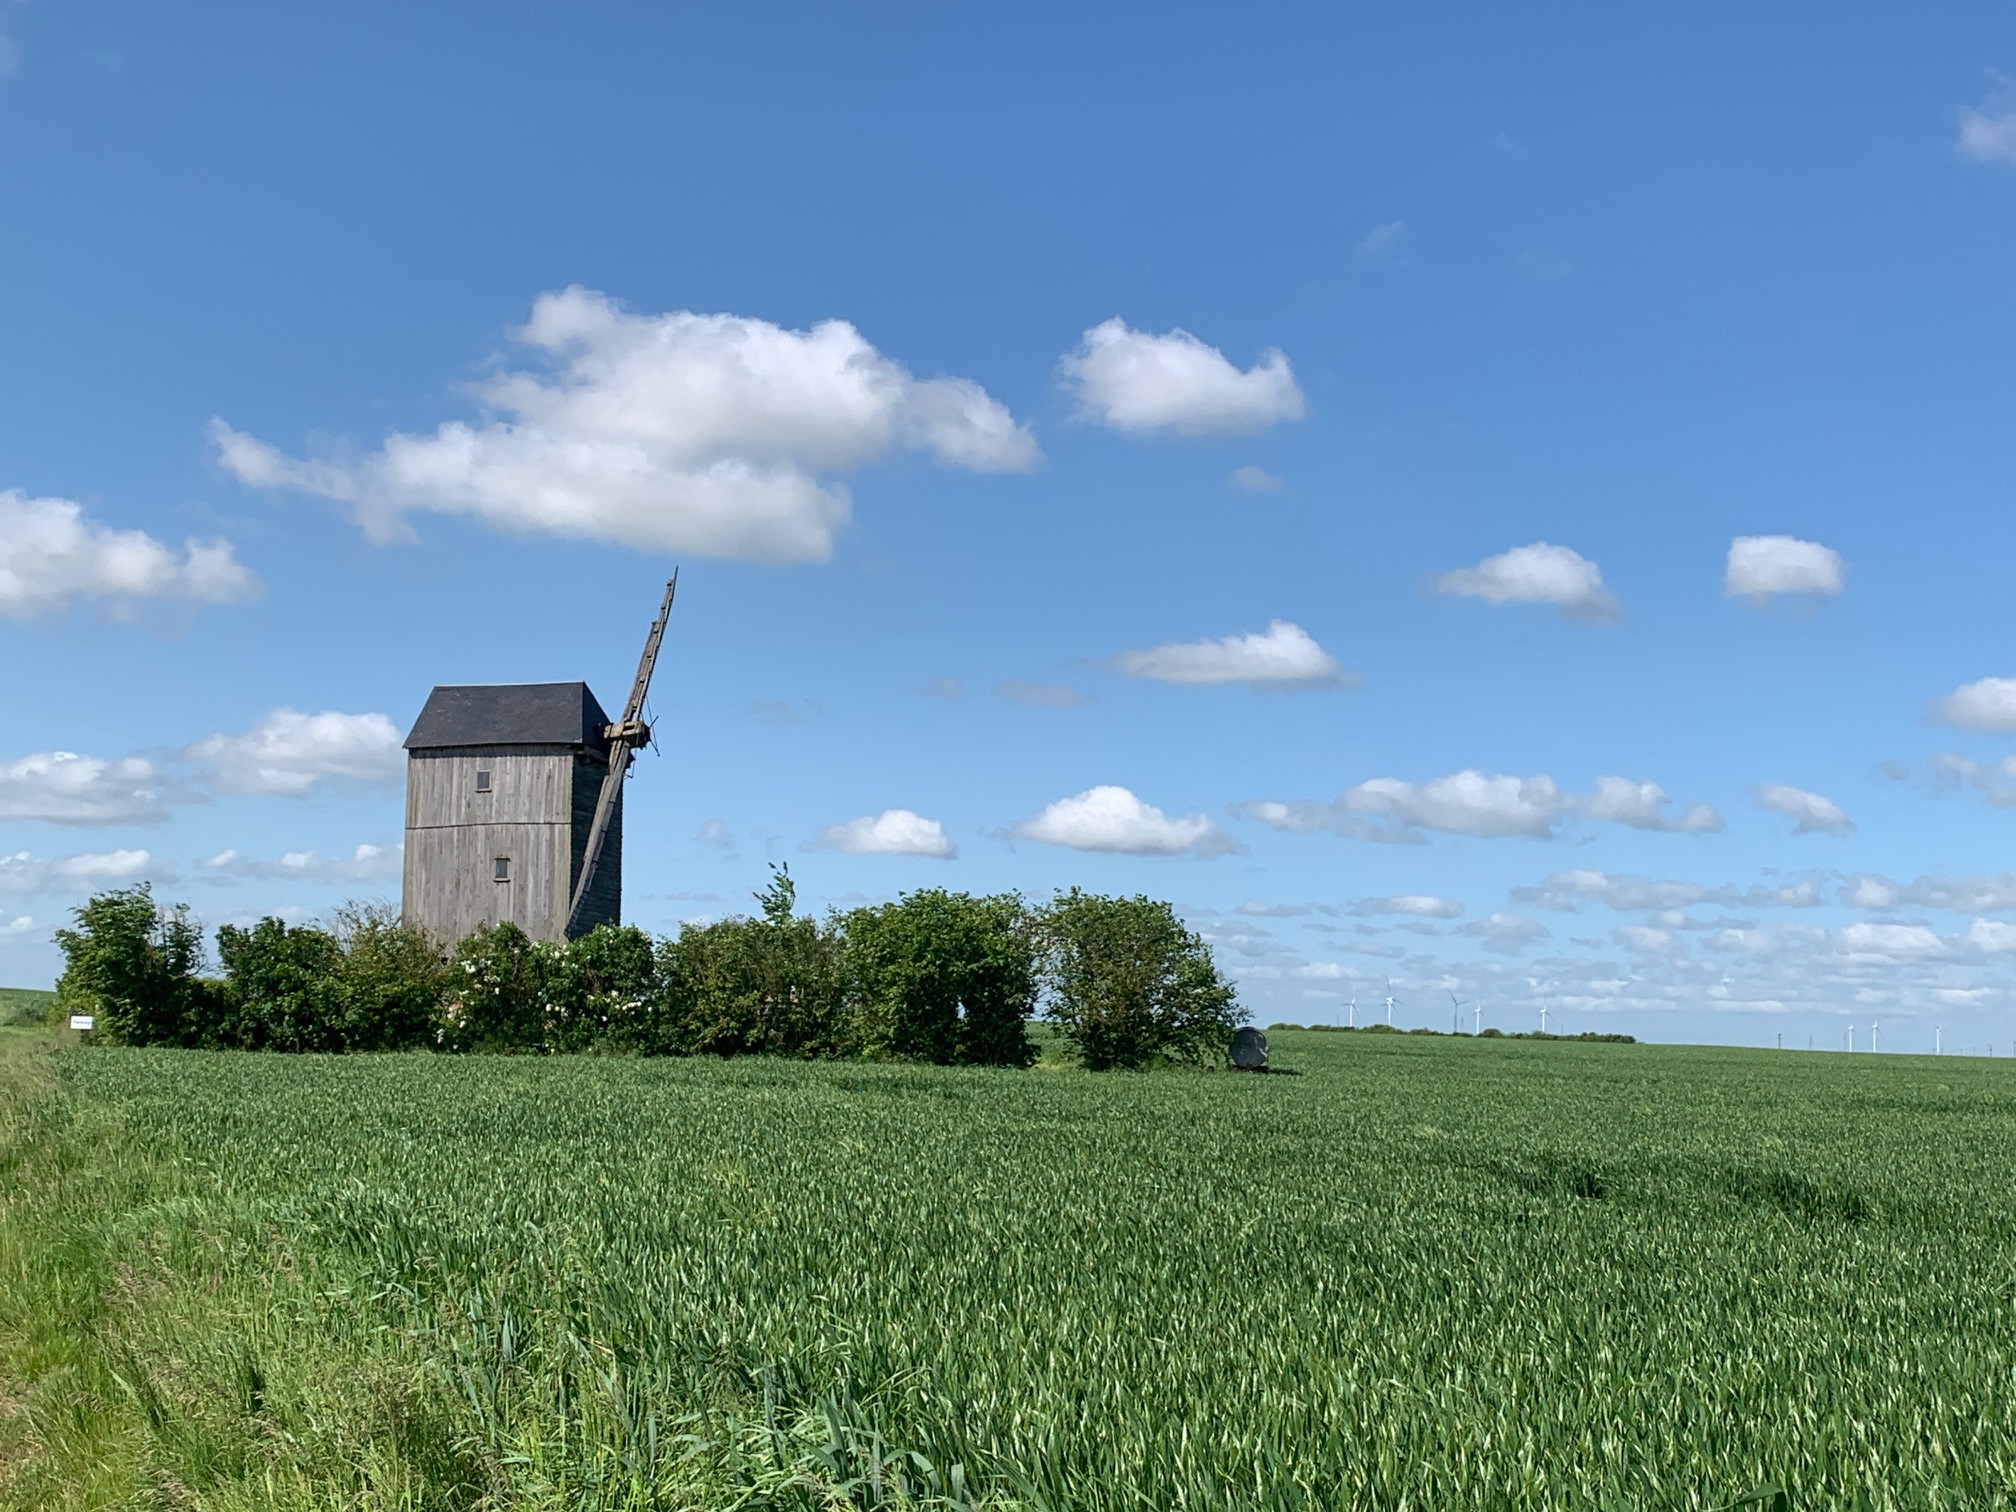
[[55, 885, 221, 1047], [541, 924, 662, 1053], [659, 867, 846, 1057], [444, 923, 549, 1052], [843, 889, 1036, 1066], [1037, 890, 1244, 1070], [330, 902, 448, 1051], [216, 918, 349, 1051]]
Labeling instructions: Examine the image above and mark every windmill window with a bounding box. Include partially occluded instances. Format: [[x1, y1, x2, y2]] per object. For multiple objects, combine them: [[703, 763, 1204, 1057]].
[[474, 769, 493, 793], [493, 856, 511, 882]]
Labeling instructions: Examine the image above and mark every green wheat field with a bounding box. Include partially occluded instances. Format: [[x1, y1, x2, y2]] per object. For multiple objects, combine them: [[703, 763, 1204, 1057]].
[[3, 1028, 2014, 1510]]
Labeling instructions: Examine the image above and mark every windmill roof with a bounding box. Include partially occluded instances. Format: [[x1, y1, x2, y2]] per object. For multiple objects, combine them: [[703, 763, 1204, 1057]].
[[404, 682, 612, 751]]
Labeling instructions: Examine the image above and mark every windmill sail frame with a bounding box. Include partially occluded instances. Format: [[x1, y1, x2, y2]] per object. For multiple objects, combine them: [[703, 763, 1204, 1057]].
[[565, 573, 677, 937]]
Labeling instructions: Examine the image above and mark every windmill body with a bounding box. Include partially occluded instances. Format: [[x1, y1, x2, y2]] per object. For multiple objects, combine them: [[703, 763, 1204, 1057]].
[[400, 578, 677, 947], [401, 682, 624, 944]]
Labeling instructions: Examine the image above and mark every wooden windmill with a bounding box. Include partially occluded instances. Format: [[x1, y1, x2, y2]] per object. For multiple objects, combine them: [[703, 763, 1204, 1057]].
[[400, 576, 677, 945]]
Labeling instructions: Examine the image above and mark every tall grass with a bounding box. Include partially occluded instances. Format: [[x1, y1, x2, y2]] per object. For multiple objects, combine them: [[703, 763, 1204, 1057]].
[[4, 1031, 2015, 1508]]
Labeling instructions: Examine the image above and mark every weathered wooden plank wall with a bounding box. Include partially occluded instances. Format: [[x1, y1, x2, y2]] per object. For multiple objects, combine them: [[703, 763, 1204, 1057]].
[[403, 744, 621, 944]]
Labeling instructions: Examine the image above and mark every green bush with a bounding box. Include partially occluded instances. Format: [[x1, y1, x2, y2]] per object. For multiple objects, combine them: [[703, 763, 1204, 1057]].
[[541, 923, 663, 1053], [658, 867, 846, 1057], [843, 888, 1036, 1067], [330, 902, 448, 1051], [1037, 890, 1244, 1070], [444, 923, 549, 1052], [216, 917, 349, 1051], [55, 885, 221, 1047]]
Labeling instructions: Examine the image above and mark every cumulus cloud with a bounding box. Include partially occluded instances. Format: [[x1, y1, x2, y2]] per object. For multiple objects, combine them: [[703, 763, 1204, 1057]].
[[1060, 319, 1305, 437], [1013, 785, 1233, 856], [695, 820, 737, 851], [1516, 869, 1829, 915], [1229, 465, 1284, 493], [1461, 912, 1550, 954], [213, 288, 1037, 563], [186, 710, 403, 796], [1754, 783, 1854, 836], [0, 751, 165, 826], [1112, 620, 1348, 689], [1433, 542, 1618, 620], [1722, 535, 1844, 604], [1933, 677, 2016, 733], [1959, 96, 2016, 164], [1839, 922, 1945, 960], [805, 809, 956, 859], [1840, 871, 2016, 916], [0, 491, 256, 621], [0, 848, 153, 894], [202, 843, 402, 884], [1237, 771, 1719, 844], [1350, 894, 1464, 919]]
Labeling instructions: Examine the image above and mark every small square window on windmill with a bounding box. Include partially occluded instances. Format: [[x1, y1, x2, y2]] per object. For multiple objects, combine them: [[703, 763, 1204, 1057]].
[[493, 856, 511, 882], [475, 769, 492, 792]]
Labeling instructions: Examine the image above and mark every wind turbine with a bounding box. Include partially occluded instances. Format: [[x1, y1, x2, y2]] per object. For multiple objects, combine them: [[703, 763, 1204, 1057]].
[[1474, 1000, 1483, 1035], [1383, 979, 1398, 1027], [1936, 1026, 1943, 1056], [1449, 988, 1467, 1035], [1539, 999, 1550, 1035], [1848, 1025, 1854, 1053], [1871, 1019, 1879, 1055], [1345, 993, 1357, 1029]]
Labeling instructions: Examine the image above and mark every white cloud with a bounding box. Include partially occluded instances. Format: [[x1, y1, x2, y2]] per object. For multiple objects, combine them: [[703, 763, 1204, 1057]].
[[1582, 777, 1723, 834], [0, 751, 164, 826], [1841, 871, 2016, 916], [1754, 783, 1854, 836], [1238, 771, 1719, 843], [1350, 894, 1464, 919], [1013, 785, 1232, 856], [1462, 912, 1550, 954], [202, 843, 402, 884], [1933, 677, 2016, 733], [1959, 99, 2016, 164], [1966, 919, 2016, 953], [806, 809, 956, 859], [1059, 319, 1305, 438], [0, 491, 256, 621], [1433, 542, 1619, 620], [1614, 926, 1677, 955], [1229, 465, 1284, 493], [1517, 869, 1831, 916], [695, 819, 737, 851], [1112, 620, 1348, 688], [1839, 922, 1945, 960], [1723, 535, 1844, 603], [1356, 221, 1405, 259], [213, 288, 1037, 563], [186, 710, 404, 796], [0, 848, 153, 894]]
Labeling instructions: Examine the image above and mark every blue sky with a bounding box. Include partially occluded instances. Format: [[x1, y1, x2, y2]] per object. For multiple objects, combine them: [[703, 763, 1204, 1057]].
[[5, 3, 2016, 1050]]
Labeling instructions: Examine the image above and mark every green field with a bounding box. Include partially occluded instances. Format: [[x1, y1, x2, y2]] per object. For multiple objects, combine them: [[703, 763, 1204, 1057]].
[[4, 1031, 2015, 1510], [0, 988, 55, 1027]]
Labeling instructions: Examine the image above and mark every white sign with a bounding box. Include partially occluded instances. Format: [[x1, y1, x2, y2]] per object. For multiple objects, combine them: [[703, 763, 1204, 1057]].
[[68, 1015, 94, 1031]]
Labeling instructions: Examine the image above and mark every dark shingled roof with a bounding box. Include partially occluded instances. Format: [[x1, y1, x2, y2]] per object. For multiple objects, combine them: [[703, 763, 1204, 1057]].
[[404, 683, 612, 751]]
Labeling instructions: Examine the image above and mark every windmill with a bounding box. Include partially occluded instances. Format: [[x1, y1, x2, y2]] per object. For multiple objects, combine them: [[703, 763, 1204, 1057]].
[[1448, 988, 1467, 1035], [1473, 999, 1482, 1035], [1382, 979, 1399, 1027], [1345, 992, 1357, 1029], [1871, 1019, 1879, 1055], [399, 573, 679, 947], [566, 574, 679, 937]]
